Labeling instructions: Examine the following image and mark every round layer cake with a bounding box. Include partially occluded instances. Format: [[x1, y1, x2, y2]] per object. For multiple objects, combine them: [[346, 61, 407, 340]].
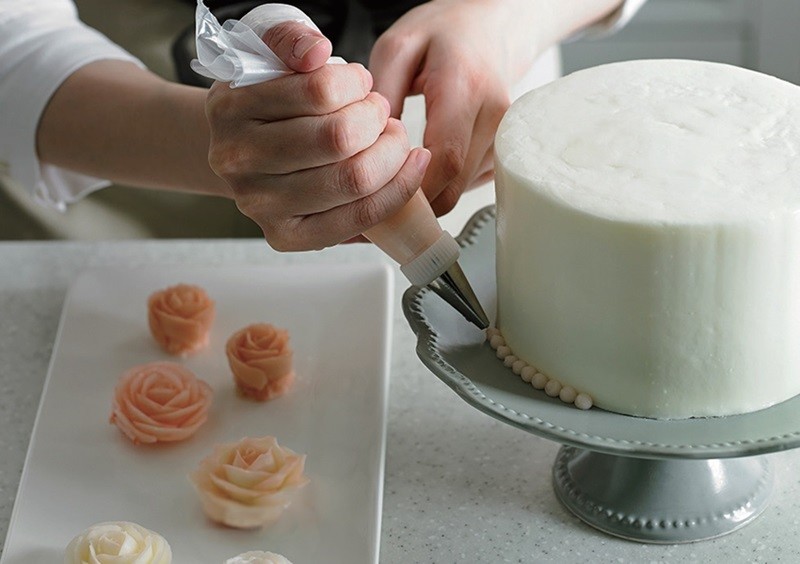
[[494, 59, 800, 419]]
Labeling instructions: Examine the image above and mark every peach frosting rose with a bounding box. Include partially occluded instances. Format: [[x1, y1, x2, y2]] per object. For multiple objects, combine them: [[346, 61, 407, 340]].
[[225, 551, 293, 564], [190, 436, 309, 529], [110, 361, 213, 445], [226, 324, 294, 401], [64, 521, 171, 564], [148, 284, 215, 356]]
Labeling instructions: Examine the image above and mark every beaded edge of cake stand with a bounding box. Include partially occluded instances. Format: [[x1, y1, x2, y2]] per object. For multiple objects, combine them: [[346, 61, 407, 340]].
[[486, 327, 594, 410]]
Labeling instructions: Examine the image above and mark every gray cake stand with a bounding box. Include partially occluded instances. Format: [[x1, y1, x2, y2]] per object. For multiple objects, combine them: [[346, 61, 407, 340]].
[[402, 206, 800, 543]]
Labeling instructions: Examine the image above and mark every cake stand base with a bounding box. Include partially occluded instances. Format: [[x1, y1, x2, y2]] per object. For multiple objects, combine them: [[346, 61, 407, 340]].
[[552, 446, 773, 543]]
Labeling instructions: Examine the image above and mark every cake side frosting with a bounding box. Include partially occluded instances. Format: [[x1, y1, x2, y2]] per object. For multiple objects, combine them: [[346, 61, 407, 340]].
[[494, 59, 800, 419]]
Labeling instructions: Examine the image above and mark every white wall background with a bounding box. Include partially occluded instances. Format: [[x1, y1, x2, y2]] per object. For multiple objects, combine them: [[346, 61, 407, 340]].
[[563, 0, 800, 84]]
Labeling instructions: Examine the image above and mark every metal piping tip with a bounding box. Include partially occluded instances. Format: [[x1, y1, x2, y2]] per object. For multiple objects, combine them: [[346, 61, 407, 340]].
[[427, 261, 490, 329]]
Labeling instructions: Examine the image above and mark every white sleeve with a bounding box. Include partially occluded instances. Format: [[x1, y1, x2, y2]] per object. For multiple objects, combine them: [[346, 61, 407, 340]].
[[0, 0, 144, 210], [572, 0, 648, 41]]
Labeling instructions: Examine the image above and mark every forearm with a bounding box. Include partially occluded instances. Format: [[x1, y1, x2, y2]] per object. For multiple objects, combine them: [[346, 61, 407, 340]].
[[500, 0, 625, 78], [527, 0, 624, 46], [37, 59, 231, 198]]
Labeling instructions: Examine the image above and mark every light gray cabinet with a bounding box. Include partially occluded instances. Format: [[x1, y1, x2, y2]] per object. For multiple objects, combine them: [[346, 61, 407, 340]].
[[563, 0, 800, 84]]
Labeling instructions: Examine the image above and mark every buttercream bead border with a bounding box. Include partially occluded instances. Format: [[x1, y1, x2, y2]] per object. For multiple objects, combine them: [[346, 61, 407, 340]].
[[485, 328, 594, 411]]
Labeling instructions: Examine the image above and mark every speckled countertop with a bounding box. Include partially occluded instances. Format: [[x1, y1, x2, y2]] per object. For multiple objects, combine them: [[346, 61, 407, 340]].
[[1, 239, 798, 563]]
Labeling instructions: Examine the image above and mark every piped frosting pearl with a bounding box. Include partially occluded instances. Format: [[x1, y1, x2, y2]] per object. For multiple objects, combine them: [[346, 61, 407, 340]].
[[575, 393, 593, 410], [489, 335, 505, 350], [559, 386, 578, 404], [544, 379, 562, 397], [531, 372, 548, 390], [490, 328, 594, 410], [520, 365, 536, 383]]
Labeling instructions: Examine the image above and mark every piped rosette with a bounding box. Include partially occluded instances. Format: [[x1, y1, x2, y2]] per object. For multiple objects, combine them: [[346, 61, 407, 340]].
[[190, 436, 309, 529], [148, 283, 215, 356], [64, 521, 172, 564], [225, 551, 293, 564], [110, 361, 213, 445], [226, 323, 294, 401]]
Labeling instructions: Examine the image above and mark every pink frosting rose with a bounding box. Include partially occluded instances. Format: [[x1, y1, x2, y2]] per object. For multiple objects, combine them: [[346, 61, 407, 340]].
[[110, 361, 213, 445], [190, 436, 309, 529], [148, 284, 215, 356], [226, 324, 294, 401]]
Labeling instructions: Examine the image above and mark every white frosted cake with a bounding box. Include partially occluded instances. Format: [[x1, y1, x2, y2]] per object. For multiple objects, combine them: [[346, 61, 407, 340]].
[[494, 59, 800, 419]]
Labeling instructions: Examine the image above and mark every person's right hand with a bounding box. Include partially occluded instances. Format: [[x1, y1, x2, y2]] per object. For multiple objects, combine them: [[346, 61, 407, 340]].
[[205, 21, 431, 251]]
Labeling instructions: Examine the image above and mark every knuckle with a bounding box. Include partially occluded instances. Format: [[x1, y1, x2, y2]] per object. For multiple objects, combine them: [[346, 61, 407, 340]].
[[208, 142, 252, 178], [465, 71, 486, 93], [325, 115, 356, 157], [205, 91, 236, 123], [231, 186, 260, 216], [439, 143, 467, 181], [373, 33, 411, 61], [353, 196, 384, 230], [263, 222, 298, 253], [305, 67, 339, 110], [340, 158, 373, 197], [205, 97, 221, 122], [352, 63, 373, 91], [266, 233, 291, 252]]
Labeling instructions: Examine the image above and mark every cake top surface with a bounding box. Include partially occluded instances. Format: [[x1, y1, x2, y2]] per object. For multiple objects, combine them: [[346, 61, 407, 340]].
[[495, 59, 800, 223]]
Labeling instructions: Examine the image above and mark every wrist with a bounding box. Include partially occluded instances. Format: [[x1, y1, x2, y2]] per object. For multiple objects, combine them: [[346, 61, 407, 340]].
[[158, 82, 234, 199], [503, 0, 625, 59]]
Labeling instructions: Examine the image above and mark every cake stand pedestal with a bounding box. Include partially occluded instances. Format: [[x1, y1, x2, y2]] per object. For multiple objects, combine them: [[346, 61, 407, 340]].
[[551, 447, 771, 542], [402, 206, 799, 543]]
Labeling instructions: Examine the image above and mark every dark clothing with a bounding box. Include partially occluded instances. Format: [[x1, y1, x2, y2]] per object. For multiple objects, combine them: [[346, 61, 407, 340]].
[[202, 0, 426, 34], [185, 0, 427, 65]]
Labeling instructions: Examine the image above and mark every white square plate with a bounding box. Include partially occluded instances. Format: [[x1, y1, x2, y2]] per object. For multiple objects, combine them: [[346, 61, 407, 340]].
[[1, 263, 392, 564]]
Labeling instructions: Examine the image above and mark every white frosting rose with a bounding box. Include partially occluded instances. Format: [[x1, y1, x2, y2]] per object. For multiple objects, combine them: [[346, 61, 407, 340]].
[[224, 551, 293, 564], [64, 521, 171, 564]]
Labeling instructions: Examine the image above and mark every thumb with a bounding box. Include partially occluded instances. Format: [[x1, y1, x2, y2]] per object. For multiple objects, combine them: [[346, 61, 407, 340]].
[[261, 21, 332, 73]]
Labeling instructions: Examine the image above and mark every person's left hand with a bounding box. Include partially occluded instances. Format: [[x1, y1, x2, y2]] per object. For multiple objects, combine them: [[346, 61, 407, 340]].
[[369, 0, 539, 216]]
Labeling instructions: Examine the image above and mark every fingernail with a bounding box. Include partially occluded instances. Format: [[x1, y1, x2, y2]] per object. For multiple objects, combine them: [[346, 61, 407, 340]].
[[293, 35, 324, 59], [415, 149, 432, 173]]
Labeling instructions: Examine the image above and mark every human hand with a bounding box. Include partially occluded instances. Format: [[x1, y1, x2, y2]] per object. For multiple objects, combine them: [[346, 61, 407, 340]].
[[205, 21, 431, 251], [369, 0, 540, 216]]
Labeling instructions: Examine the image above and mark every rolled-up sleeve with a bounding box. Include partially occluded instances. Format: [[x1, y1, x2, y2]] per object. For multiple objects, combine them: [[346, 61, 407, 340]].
[[0, 0, 143, 209]]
